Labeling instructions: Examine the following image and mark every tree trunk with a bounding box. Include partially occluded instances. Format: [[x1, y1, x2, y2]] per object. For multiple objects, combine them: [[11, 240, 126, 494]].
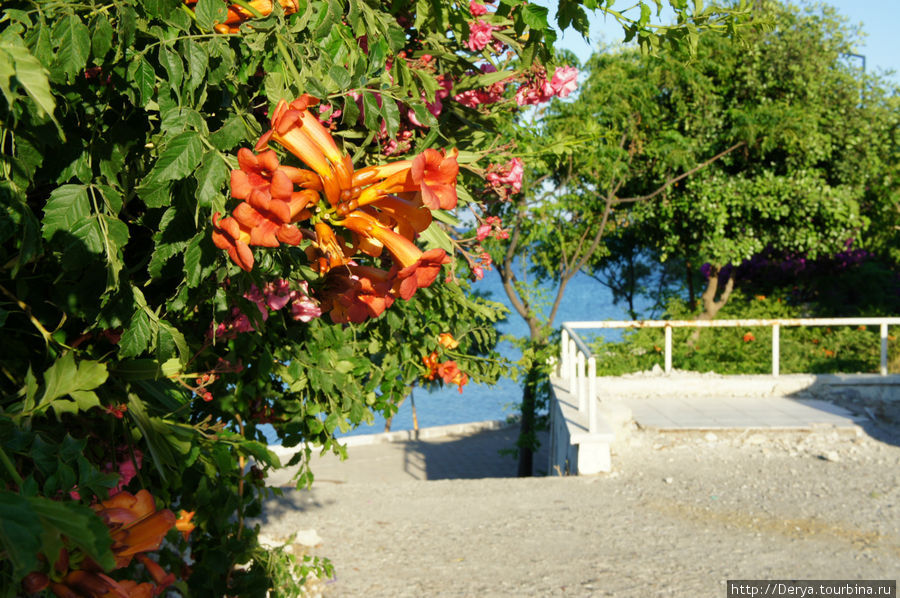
[[516, 359, 543, 477], [689, 266, 735, 346], [686, 261, 696, 310], [698, 266, 735, 321]]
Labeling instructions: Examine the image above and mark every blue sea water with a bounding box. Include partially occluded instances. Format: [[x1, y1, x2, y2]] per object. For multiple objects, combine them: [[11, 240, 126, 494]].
[[337, 267, 635, 437]]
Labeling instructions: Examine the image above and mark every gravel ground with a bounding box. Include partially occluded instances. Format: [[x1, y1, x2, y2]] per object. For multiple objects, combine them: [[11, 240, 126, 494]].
[[253, 386, 900, 598], [259, 415, 900, 598]]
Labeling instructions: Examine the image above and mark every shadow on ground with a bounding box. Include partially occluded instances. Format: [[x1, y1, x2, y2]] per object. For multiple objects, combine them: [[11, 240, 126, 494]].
[[783, 376, 900, 447], [255, 488, 336, 524], [399, 427, 551, 480]]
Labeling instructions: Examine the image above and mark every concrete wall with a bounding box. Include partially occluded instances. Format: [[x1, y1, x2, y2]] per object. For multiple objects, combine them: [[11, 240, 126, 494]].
[[596, 373, 900, 402]]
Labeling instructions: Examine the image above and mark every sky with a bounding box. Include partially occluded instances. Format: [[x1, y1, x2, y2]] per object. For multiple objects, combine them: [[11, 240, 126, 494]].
[[542, 1, 900, 85]]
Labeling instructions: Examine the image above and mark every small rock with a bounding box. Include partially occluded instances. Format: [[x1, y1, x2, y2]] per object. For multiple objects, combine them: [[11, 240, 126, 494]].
[[663, 477, 674, 484], [651, 363, 663, 375], [704, 432, 718, 443], [295, 528, 323, 547], [819, 451, 841, 463], [745, 434, 767, 446]]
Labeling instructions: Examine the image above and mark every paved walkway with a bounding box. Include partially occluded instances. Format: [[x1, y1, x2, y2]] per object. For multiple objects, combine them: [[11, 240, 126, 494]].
[[621, 396, 862, 430]]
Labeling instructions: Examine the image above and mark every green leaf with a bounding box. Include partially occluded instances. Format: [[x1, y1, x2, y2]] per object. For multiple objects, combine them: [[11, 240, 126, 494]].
[[119, 309, 153, 359], [147, 131, 203, 183], [69, 390, 101, 411], [194, 0, 229, 31], [0, 492, 43, 579], [341, 94, 360, 127], [237, 440, 282, 469], [381, 98, 401, 137], [183, 233, 215, 288], [29, 494, 115, 571], [157, 321, 189, 363], [411, 102, 438, 128], [194, 151, 230, 208], [126, 395, 171, 482], [183, 40, 209, 92], [328, 65, 352, 90], [159, 46, 184, 94], [639, 2, 652, 26], [52, 15, 91, 81], [521, 4, 550, 30], [137, 179, 171, 209], [39, 352, 108, 406], [209, 115, 249, 151], [148, 241, 185, 279], [127, 55, 156, 107], [143, 0, 174, 17], [0, 47, 14, 107], [112, 359, 170, 380], [1, 42, 57, 125], [91, 15, 115, 61], [419, 221, 454, 253], [362, 91, 381, 131], [42, 185, 89, 243]]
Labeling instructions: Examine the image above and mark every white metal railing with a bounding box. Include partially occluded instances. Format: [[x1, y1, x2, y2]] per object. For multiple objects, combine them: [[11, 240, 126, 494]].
[[559, 317, 900, 424]]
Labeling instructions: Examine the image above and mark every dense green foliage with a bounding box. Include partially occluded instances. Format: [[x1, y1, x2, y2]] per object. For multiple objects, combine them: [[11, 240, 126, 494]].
[[0, 0, 620, 593], [592, 1, 900, 319]]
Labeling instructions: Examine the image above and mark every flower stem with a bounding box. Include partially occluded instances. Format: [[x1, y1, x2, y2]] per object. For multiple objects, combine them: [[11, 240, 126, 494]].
[[0, 446, 24, 487]]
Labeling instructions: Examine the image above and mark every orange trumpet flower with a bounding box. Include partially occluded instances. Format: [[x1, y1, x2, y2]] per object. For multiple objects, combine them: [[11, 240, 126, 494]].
[[212, 212, 255, 272], [437, 360, 468, 393], [92, 490, 177, 568], [183, 0, 300, 34], [175, 509, 196, 541], [438, 332, 459, 350], [256, 96, 354, 204]]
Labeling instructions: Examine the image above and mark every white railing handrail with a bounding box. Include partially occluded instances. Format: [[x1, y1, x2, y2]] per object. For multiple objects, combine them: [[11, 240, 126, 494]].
[[563, 317, 900, 329], [557, 316, 899, 434]]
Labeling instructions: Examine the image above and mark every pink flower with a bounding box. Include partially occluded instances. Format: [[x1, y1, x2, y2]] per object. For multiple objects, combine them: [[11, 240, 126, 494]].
[[230, 308, 255, 334], [550, 66, 578, 98], [454, 64, 506, 107], [106, 449, 143, 496], [476, 224, 491, 241], [290, 282, 322, 322], [515, 79, 555, 106], [501, 158, 524, 193], [243, 285, 269, 320], [469, 0, 488, 15], [263, 279, 293, 311], [466, 20, 496, 52], [486, 158, 524, 198], [317, 103, 342, 126], [415, 75, 454, 121]]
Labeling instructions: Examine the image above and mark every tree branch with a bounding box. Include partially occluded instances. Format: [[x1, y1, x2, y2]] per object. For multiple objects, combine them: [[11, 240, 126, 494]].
[[615, 141, 745, 205]]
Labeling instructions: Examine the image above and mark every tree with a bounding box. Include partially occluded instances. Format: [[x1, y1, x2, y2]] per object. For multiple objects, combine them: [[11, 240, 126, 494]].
[[474, 6, 756, 475], [623, 1, 899, 322]]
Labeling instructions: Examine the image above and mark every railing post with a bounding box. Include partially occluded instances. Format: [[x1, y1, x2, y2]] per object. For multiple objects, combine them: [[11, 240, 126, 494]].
[[772, 324, 780, 376], [664, 325, 672, 374], [588, 356, 597, 434], [881, 323, 888, 376], [568, 339, 577, 389], [560, 328, 569, 378], [576, 351, 586, 412]]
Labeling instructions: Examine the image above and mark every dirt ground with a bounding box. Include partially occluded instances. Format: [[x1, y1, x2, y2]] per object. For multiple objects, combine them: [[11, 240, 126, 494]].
[[258, 403, 900, 598]]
